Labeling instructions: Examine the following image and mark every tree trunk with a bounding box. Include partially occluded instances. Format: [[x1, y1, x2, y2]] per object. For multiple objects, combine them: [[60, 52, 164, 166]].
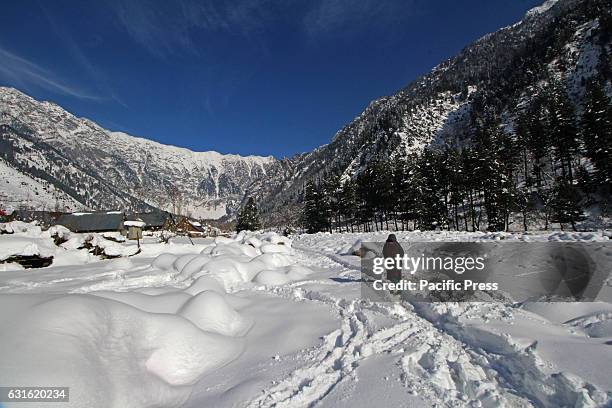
[[468, 190, 476, 232]]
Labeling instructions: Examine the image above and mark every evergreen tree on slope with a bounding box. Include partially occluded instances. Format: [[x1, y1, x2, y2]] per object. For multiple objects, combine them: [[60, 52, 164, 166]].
[[236, 197, 262, 232], [582, 78, 612, 186]]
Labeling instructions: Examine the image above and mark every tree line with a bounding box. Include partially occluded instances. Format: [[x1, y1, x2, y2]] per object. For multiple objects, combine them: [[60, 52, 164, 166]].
[[301, 77, 611, 233]]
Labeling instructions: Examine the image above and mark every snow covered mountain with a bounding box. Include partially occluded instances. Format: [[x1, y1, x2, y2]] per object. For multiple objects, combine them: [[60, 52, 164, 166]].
[[255, 0, 611, 224], [0, 87, 275, 218], [1, 0, 608, 225]]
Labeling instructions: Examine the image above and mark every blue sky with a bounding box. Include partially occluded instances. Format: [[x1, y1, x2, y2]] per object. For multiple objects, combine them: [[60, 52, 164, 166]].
[[0, 0, 542, 158]]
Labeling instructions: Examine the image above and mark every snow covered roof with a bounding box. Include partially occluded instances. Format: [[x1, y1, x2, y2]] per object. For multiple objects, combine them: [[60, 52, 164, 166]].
[[124, 220, 146, 228]]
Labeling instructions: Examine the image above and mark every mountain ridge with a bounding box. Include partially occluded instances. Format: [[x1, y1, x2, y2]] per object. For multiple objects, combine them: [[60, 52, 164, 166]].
[[253, 0, 610, 226], [1, 0, 609, 228], [0, 86, 276, 218]]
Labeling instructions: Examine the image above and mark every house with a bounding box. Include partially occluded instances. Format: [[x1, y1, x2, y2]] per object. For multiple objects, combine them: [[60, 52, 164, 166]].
[[55, 211, 125, 233], [130, 211, 172, 231], [123, 217, 145, 243], [174, 217, 205, 237]]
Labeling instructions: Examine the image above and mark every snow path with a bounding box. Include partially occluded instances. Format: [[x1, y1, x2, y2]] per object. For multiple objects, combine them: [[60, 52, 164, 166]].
[[244, 242, 609, 408], [245, 245, 517, 407]]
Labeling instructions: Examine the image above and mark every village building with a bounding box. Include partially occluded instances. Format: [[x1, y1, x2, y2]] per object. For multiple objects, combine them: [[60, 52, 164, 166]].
[[174, 217, 206, 237], [55, 211, 125, 233], [131, 211, 172, 231]]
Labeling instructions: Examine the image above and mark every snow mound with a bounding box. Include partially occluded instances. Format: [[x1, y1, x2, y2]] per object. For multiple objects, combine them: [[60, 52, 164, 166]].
[[177, 254, 213, 278], [211, 242, 261, 257], [254, 269, 293, 285], [178, 290, 253, 336], [260, 243, 291, 254], [145, 319, 244, 386], [152, 253, 179, 270], [60, 233, 139, 257], [0, 294, 244, 407], [0, 235, 55, 261], [48, 224, 71, 240], [156, 248, 296, 290], [254, 265, 315, 286], [94, 291, 192, 313], [259, 232, 292, 247], [184, 275, 226, 295], [245, 236, 263, 248], [0, 220, 43, 235]]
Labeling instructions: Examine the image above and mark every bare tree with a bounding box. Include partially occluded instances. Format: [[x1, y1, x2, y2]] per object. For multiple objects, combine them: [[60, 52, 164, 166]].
[[166, 184, 184, 216]]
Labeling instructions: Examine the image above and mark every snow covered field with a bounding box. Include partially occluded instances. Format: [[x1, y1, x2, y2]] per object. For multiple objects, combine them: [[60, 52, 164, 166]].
[[0, 223, 611, 407]]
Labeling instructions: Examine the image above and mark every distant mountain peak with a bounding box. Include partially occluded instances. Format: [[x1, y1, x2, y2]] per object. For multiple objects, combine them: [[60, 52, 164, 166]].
[[0, 86, 277, 219]]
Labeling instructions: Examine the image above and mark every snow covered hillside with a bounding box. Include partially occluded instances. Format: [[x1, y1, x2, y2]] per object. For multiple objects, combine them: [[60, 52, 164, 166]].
[[0, 223, 610, 407], [0, 87, 275, 218], [0, 158, 81, 212], [256, 0, 612, 226]]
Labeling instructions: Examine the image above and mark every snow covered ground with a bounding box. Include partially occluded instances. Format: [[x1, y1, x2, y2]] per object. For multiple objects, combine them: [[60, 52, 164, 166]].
[[0, 224, 611, 407]]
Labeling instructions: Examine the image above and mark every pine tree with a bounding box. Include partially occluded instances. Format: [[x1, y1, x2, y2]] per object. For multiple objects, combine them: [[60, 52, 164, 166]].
[[301, 180, 329, 233], [472, 115, 505, 231], [322, 174, 342, 232], [445, 148, 466, 231], [391, 152, 421, 230], [522, 97, 550, 187], [373, 159, 395, 230], [581, 78, 612, 186], [417, 149, 447, 230], [339, 178, 358, 232], [461, 147, 481, 231], [235, 197, 262, 232], [356, 164, 377, 231], [514, 186, 537, 232], [497, 130, 520, 230], [546, 78, 579, 182], [550, 178, 585, 231], [391, 154, 408, 230]]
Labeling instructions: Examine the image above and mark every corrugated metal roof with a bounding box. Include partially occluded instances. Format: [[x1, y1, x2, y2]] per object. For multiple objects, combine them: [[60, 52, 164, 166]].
[[56, 212, 125, 232], [132, 211, 171, 228]]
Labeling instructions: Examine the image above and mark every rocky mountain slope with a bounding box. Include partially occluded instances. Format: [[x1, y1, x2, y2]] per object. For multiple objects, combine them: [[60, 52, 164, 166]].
[[1, 0, 609, 226], [254, 0, 611, 225], [0, 87, 275, 218]]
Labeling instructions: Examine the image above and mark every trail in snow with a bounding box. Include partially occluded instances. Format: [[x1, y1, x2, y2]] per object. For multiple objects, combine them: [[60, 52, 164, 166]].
[[244, 242, 610, 408], [245, 260, 519, 406]]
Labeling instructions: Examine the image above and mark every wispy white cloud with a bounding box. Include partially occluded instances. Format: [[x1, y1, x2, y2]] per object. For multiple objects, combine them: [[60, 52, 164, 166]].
[[303, 0, 419, 41], [0, 46, 104, 101], [39, 3, 129, 108], [108, 0, 420, 57], [107, 0, 285, 57]]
